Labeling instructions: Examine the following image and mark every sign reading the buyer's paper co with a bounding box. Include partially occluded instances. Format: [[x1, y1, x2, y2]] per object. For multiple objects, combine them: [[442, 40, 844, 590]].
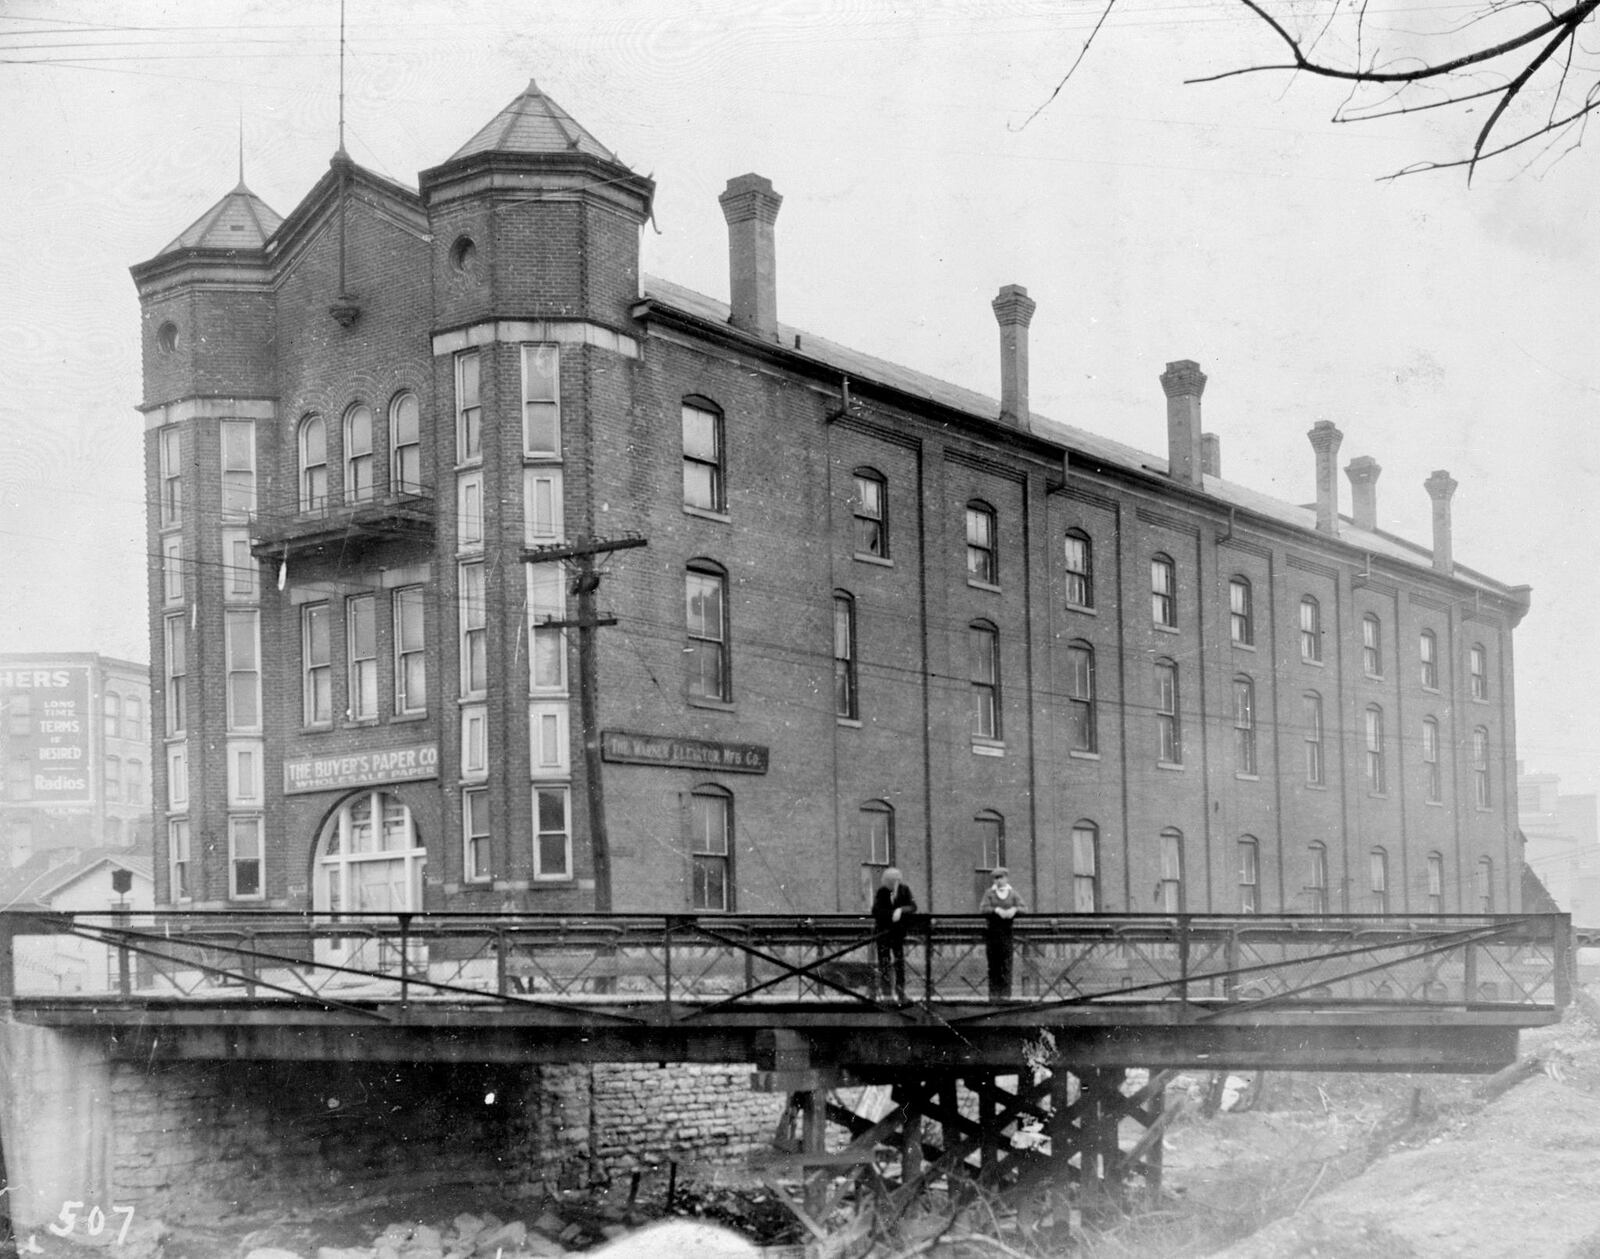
[[601, 730, 769, 774], [283, 744, 439, 794]]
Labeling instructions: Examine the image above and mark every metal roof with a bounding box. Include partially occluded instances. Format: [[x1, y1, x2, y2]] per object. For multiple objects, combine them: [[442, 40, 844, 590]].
[[447, 78, 624, 164], [160, 182, 283, 254]]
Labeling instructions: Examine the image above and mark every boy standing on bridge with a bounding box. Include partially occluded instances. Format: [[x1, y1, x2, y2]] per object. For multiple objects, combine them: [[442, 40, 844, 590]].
[[979, 867, 1026, 999], [872, 867, 917, 1004]]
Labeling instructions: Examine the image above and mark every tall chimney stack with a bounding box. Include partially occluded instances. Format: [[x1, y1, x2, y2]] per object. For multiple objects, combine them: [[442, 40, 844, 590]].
[[1425, 469, 1458, 574], [991, 285, 1037, 428], [1346, 456, 1381, 532], [1160, 360, 1206, 487], [719, 174, 782, 339], [1200, 432, 1221, 479], [1308, 421, 1344, 536]]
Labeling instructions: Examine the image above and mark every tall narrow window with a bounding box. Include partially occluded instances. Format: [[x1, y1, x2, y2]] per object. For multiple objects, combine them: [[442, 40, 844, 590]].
[[1469, 644, 1488, 699], [1473, 727, 1491, 807], [833, 593, 857, 720], [853, 470, 888, 558], [1159, 829, 1184, 912], [523, 344, 561, 458], [224, 610, 260, 731], [299, 415, 327, 511], [229, 817, 263, 900], [1229, 577, 1253, 646], [1233, 675, 1257, 775], [126, 759, 142, 802], [104, 694, 120, 739], [1238, 837, 1260, 913], [1427, 852, 1445, 914], [970, 622, 1000, 740], [534, 785, 572, 880], [686, 563, 730, 702], [1422, 717, 1442, 802], [1066, 641, 1096, 754], [1476, 856, 1494, 912], [220, 419, 255, 515], [394, 586, 426, 715], [159, 426, 182, 525], [1151, 555, 1176, 627], [1364, 705, 1386, 793], [105, 756, 122, 802], [463, 787, 491, 883], [123, 695, 143, 742], [390, 392, 421, 494], [1155, 659, 1180, 764], [682, 400, 724, 512], [302, 603, 331, 725], [344, 404, 374, 503], [1303, 691, 1325, 785], [459, 562, 487, 698], [862, 802, 894, 868], [347, 595, 377, 721], [690, 787, 732, 910], [524, 468, 564, 543], [461, 705, 488, 779], [169, 818, 192, 902], [162, 536, 184, 603], [528, 563, 567, 693], [1362, 614, 1383, 677], [167, 744, 188, 810], [1370, 847, 1389, 913], [530, 702, 568, 774], [966, 502, 997, 585], [1063, 530, 1093, 608], [164, 613, 187, 736], [975, 811, 1005, 871], [224, 530, 258, 600], [456, 351, 481, 463], [1420, 629, 1439, 689], [1072, 821, 1099, 913], [1307, 843, 1328, 914], [1299, 596, 1322, 662]]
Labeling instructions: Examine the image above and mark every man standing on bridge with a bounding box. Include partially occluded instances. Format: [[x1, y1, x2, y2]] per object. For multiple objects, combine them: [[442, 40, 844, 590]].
[[872, 867, 917, 1004], [979, 867, 1026, 1000]]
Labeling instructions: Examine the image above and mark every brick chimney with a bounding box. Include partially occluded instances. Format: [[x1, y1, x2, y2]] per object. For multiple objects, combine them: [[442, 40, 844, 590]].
[[1160, 360, 1206, 487], [718, 174, 782, 339], [1425, 469, 1458, 574], [991, 285, 1037, 428], [1346, 456, 1381, 532], [1200, 432, 1221, 479], [1307, 421, 1344, 536]]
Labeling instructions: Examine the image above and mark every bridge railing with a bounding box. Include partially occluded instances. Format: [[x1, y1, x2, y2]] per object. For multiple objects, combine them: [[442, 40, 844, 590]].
[[0, 910, 1569, 1013]]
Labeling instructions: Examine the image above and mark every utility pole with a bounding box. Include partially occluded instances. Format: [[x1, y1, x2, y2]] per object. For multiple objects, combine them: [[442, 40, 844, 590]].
[[523, 533, 646, 912]]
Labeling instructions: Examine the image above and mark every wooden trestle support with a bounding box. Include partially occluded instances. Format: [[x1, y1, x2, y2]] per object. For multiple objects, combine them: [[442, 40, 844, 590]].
[[751, 1045, 1179, 1251]]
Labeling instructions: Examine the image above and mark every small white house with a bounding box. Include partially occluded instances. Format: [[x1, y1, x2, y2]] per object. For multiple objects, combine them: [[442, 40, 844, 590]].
[[7, 850, 154, 994]]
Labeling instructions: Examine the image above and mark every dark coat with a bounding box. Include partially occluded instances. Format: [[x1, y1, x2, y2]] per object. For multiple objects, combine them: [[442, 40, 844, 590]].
[[872, 883, 918, 938]]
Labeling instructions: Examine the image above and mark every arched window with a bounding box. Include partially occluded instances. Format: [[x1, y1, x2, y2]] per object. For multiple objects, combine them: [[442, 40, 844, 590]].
[[1364, 704, 1386, 793], [1229, 577, 1253, 646], [314, 790, 426, 915], [1155, 658, 1180, 764], [686, 561, 730, 702], [975, 810, 1005, 870], [690, 786, 733, 911], [1071, 821, 1099, 913], [1299, 595, 1322, 662], [1473, 727, 1491, 807], [1233, 675, 1257, 775], [299, 414, 327, 511], [1422, 718, 1442, 802], [1158, 828, 1184, 912], [1307, 842, 1329, 914], [852, 468, 888, 559], [833, 592, 857, 720], [1066, 640, 1096, 753], [1238, 836, 1260, 913], [390, 392, 421, 494], [861, 801, 894, 868], [1362, 614, 1383, 677], [1369, 847, 1389, 913], [1063, 529, 1093, 609], [1469, 643, 1489, 699], [344, 403, 374, 503], [966, 501, 997, 585], [1419, 629, 1439, 689], [1303, 692, 1325, 785], [970, 621, 1001, 740], [1151, 554, 1176, 627], [682, 398, 725, 513], [1476, 856, 1494, 912], [1427, 851, 1445, 913]]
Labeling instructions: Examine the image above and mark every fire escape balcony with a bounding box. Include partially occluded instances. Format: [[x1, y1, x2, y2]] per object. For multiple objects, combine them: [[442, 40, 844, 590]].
[[250, 490, 436, 563]]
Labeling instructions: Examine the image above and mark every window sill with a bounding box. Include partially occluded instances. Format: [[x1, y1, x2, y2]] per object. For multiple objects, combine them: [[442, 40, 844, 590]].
[[523, 453, 562, 466], [971, 741, 1005, 758], [1367, 792, 1389, 800], [1421, 685, 1440, 695], [1232, 641, 1257, 652], [459, 775, 489, 786], [456, 546, 486, 559], [453, 460, 484, 473], [1470, 696, 1491, 705], [688, 696, 736, 713], [1301, 657, 1325, 668], [493, 879, 531, 892], [1304, 782, 1328, 791], [1425, 799, 1445, 807], [1157, 760, 1184, 771], [1363, 672, 1385, 682], [458, 695, 488, 706], [683, 505, 731, 524], [1235, 772, 1261, 782], [531, 875, 576, 885], [299, 723, 336, 735], [391, 712, 429, 724], [1068, 749, 1101, 761], [836, 717, 862, 729], [1065, 602, 1097, 616], [341, 718, 381, 730], [1153, 623, 1179, 635], [853, 552, 894, 568], [967, 578, 1002, 594]]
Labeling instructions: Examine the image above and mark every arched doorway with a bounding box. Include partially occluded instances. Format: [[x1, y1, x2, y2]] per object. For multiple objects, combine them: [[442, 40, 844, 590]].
[[312, 790, 426, 977]]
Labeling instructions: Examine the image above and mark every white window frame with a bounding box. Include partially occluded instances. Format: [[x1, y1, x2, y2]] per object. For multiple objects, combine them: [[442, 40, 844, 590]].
[[228, 816, 264, 901], [456, 351, 482, 464], [533, 784, 573, 881], [1365, 704, 1386, 794], [227, 739, 263, 807], [686, 564, 730, 703], [1362, 614, 1383, 677], [1064, 530, 1093, 609], [390, 392, 421, 495], [346, 594, 377, 721], [529, 700, 570, 775], [1151, 555, 1176, 627], [691, 788, 733, 909], [159, 426, 182, 525], [524, 467, 564, 544], [222, 528, 258, 601], [682, 400, 723, 512], [853, 470, 888, 559], [1072, 822, 1099, 913], [393, 586, 427, 716], [1229, 577, 1254, 646], [1299, 596, 1322, 662], [220, 418, 256, 516], [527, 562, 568, 694], [344, 404, 375, 504], [167, 742, 189, 810], [463, 786, 491, 883], [225, 609, 261, 732], [459, 561, 487, 699], [1156, 659, 1180, 764], [522, 344, 561, 459], [169, 817, 192, 902], [862, 802, 894, 868], [1303, 691, 1325, 785], [163, 535, 184, 604], [966, 502, 997, 585], [457, 471, 484, 551], [461, 703, 488, 780], [164, 612, 187, 736], [1238, 837, 1260, 913], [302, 603, 332, 726], [299, 415, 327, 511]]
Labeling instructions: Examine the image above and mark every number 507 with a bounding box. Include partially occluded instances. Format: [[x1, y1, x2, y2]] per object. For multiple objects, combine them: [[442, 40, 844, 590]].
[[47, 1202, 136, 1244]]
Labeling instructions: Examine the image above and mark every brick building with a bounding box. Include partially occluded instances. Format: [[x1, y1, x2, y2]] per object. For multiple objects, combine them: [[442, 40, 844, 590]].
[[0, 652, 152, 864], [130, 81, 1530, 919]]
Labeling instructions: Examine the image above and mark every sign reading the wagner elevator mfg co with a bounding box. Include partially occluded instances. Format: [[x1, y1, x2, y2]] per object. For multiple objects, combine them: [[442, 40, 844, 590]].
[[282, 743, 440, 794], [601, 730, 769, 775], [0, 665, 93, 805]]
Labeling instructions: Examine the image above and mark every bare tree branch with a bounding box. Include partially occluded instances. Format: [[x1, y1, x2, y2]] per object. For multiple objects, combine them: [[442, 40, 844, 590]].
[[1013, 0, 1120, 131]]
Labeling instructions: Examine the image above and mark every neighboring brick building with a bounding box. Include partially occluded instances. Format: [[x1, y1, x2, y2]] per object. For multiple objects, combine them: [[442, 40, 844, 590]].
[[130, 81, 1530, 920], [0, 652, 152, 864]]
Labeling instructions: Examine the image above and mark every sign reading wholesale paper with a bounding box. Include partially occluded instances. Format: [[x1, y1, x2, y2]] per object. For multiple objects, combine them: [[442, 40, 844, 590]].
[[283, 743, 439, 795], [601, 730, 769, 775], [0, 665, 93, 805]]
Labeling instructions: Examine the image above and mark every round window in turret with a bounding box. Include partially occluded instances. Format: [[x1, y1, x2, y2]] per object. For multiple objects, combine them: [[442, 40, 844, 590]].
[[449, 235, 479, 276], [156, 321, 179, 354]]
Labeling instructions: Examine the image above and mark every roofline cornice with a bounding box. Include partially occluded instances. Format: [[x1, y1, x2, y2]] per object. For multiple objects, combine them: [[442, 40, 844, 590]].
[[419, 150, 654, 219]]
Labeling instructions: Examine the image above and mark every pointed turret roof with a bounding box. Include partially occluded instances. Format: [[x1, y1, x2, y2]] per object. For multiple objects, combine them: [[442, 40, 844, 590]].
[[447, 78, 623, 164], [160, 181, 282, 254]]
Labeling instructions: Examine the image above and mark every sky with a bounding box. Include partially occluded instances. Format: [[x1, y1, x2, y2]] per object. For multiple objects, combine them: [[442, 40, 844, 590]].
[[0, 0, 1595, 796]]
